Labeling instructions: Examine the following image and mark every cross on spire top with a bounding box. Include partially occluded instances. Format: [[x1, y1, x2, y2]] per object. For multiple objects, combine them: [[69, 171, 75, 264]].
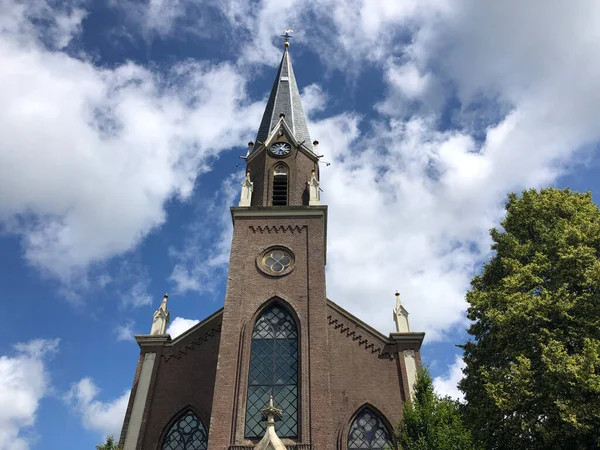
[[281, 30, 293, 47]]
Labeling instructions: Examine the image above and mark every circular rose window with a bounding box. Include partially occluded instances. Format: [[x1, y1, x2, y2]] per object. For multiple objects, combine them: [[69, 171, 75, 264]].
[[259, 247, 295, 276]]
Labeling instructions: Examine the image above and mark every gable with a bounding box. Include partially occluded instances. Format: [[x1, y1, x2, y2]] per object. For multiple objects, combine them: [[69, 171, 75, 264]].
[[161, 308, 223, 362], [326, 299, 394, 359]]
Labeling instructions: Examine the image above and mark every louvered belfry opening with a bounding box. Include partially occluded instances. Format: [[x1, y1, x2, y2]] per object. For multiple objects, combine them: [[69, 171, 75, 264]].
[[272, 165, 288, 206]]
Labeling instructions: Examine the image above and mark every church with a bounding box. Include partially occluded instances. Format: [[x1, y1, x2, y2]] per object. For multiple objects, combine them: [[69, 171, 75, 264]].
[[118, 39, 425, 450]]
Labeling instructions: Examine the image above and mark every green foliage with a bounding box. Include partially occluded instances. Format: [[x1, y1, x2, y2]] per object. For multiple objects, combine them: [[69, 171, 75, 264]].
[[396, 369, 478, 450], [461, 188, 600, 449], [96, 436, 121, 450]]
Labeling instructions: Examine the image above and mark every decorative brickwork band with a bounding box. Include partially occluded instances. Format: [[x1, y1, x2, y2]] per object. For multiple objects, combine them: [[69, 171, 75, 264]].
[[327, 315, 391, 359], [249, 225, 306, 234], [162, 324, 222, 362]]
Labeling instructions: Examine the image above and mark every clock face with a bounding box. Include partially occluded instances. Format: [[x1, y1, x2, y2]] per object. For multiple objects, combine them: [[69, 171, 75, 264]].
[[270, 142, 291, 156]]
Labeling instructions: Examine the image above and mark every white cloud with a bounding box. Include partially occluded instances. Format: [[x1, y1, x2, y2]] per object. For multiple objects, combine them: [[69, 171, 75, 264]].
[[0, 338, 59, 450], [0, 0, 86, 49], [167, 317, 200, 338], [216, 0, 426, 71], [111, 0, 186, 39], [316, 115, 488, 339], [300, 0, 600, 342], [114, 322, 135, 342], [66, 378, 129, 439], [4, 0, 600, 348], [386, 62, 430, 100], [0, 0, 264, 291], [433, 355, 465, 401], [168, 173, 239, 294]]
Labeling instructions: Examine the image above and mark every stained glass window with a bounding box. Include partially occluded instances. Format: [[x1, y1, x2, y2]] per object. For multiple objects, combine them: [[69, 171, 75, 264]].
[[162, 410, 208, 450], [348, 408, 392, 450], [245, 305, 298, 438], [262, 249, 293, 275]]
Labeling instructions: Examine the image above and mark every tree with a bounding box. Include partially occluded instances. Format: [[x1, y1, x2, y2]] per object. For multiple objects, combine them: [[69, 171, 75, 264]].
[[460, 188, 600, 449], [96, 436, 121, 450], [396, 368, 478, 450]]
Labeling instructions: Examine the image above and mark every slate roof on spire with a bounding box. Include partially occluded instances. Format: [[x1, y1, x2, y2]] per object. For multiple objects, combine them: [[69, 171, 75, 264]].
[[255, 47, 313, 152]]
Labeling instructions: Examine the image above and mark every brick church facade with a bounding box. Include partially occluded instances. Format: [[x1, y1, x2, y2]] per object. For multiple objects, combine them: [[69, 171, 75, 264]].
[[119, 41, 425, 450]]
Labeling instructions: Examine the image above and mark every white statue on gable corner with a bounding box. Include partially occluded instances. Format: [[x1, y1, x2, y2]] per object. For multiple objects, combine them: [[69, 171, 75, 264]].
[[150, 294, 170, 335]]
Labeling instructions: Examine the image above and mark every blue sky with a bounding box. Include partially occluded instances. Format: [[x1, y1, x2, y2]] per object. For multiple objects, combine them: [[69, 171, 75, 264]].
[[2, 0, 600, 448]]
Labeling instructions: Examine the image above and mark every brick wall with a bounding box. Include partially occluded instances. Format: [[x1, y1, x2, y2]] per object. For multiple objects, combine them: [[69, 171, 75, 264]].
[[208, 209, 331, 449], [136, 313, 222, 449]]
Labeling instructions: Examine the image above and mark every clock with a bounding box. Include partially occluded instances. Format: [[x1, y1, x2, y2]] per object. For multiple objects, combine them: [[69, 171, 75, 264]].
[[269, 142, 291, 156]]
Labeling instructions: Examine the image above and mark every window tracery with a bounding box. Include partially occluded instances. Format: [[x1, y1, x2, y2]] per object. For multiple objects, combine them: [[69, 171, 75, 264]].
[[245, 304, 298, 438], [347, 407, 392, 450], [162, 410, 207, 450]]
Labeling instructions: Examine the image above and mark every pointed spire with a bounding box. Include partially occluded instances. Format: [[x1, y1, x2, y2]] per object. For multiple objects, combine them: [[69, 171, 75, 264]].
[[150, 294, 171, 335], [254, 44, 313, 153], [393, 291, 411, 333]]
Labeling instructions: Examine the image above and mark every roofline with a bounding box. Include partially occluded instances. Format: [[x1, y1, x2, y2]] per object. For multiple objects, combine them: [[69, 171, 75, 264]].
[[135, 307, 224, 349], [168, 307, 224, 345], [246, 118, 317, 165], [326, 298, 391, 344]]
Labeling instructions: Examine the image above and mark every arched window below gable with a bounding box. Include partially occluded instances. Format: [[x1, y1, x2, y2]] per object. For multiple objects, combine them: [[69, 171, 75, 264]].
[[162, 410, 208, 450], [245, 304, 298, 438], [347, 407, 393, 450]]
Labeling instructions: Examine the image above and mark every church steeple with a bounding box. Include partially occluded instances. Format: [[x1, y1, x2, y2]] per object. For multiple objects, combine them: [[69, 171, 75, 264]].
[[253, 44, 313, 154], [242, 41, 320, 208]]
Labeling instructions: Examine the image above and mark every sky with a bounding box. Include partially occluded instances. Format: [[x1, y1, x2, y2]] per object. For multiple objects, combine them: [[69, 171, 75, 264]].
[[1, 0, 600, 448]]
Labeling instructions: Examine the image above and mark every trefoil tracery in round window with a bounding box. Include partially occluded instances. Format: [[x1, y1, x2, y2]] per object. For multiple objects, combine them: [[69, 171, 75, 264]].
[[260, 247, 294, 276]]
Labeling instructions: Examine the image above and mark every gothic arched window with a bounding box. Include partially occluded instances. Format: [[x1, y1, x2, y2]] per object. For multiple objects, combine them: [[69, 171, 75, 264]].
[[347, 407, 393, 450], [272, 165, 288, 206], [162, 410, 208, 450], [245, 304, 298, 438]]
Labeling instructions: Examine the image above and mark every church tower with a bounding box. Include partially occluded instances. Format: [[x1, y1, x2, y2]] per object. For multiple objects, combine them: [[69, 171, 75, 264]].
[[208, 39, 330, 448], [119, 40, 425, 450]]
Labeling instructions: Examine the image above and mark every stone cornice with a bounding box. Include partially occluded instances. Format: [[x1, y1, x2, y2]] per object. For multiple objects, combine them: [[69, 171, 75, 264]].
[[387, 332, 426, 351], [135, 335, 171, 349], [231, 205, 327, 220]]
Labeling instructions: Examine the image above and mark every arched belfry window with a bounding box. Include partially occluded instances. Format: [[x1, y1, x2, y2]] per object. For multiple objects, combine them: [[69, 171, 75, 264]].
[[348, 407, 393, 450], [245, 304, 298, 438], [162, 410, 208, 450], [272, 165, 288, 206]]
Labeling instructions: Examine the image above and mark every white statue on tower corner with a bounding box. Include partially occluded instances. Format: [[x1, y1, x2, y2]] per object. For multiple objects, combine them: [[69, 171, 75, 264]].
[[393, 292, 410, 333], [239, 170, 253, 207], [308, 169, 320, 206], [150, 294, 171, 335]]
